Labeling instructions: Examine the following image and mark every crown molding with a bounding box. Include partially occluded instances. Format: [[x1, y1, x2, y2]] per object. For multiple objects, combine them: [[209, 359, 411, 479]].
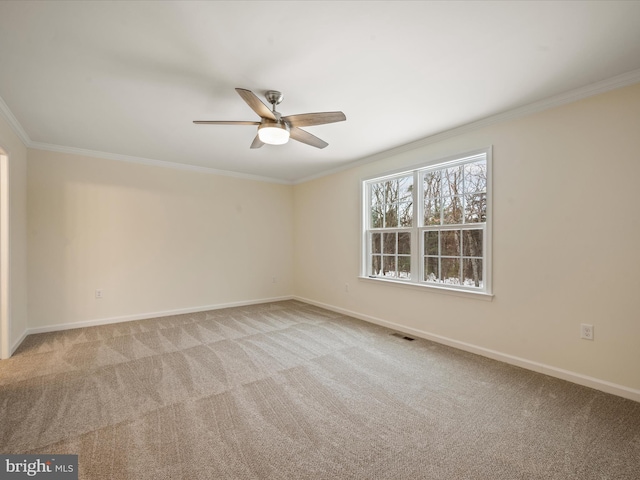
[[28, 142, 292, 185], [0, 96, 31, 147], [293, 68, 640, 184]]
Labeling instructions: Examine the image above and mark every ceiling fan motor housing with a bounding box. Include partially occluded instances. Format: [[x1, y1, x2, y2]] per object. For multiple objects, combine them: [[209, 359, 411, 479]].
[[265, 90, 284, 106]]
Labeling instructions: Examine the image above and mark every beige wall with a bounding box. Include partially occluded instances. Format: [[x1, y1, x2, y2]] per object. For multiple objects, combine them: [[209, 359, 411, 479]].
[[0, 114, 28, 353], [294, 83, 640, 393], [28, 150, 294, 329]]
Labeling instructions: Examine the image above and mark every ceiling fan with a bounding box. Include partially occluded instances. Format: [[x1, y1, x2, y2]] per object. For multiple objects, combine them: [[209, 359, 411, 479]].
[[194, 88, 346, 149]]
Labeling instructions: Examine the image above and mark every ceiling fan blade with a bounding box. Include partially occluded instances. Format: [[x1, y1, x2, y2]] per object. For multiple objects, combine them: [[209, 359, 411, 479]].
[[289, 127, 329, 149], [250, 134, 264, 149], [193, 120, 260, 125], [282, 111, 346, 128], [235, 88, 276, 121]]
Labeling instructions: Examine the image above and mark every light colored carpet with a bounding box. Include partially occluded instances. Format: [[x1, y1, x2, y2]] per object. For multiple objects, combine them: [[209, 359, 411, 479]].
[[1, 300, 639, 479]]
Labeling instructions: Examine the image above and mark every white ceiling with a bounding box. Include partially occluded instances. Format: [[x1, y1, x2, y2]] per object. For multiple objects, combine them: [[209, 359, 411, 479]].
[[1, 1, 640, 183]]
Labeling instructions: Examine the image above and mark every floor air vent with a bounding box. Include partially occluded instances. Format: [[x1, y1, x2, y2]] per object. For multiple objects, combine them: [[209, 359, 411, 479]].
[[390, 332, 415, 341]]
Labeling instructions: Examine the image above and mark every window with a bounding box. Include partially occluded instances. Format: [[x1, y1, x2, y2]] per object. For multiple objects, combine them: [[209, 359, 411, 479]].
[[362, 149, 491, 294]]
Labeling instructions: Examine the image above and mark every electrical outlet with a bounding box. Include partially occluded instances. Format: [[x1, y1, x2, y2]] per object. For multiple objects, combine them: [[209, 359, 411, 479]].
[[272, 277, 277, 284], [95, 289, 104, 299], [580, 323, 594, 340]]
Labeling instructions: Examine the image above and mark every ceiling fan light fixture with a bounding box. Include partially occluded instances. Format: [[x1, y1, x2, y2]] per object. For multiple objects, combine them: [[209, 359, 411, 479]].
[[194, 88, 345, 149], [258, 122, 290, 145]]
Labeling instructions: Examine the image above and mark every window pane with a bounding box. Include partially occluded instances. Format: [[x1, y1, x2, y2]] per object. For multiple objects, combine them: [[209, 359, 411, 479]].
[[441, 230, 460, 256], [464, 193, 486, 223], [462, 229, 482, 257], [399, 202, 413, 227], [424, 197, 441, 225], [443, 165, 463, 196], [463, 258, 483, 288], [383, 232, 396, 254], [384, 179, 398, 203], [441, 258, 461, 284], [398, 176, 413, 201], [371, 182, 385, 206], [398, 232, 411, 255], [424, 231, 438, 256], [371, 233, 381, 254], [442, 196, 463, 224], [371, 205, 384, 228], [371, 183, 385, 228], [383, 255, 396, 278], [464, 162, 487, 194], [424, 257, 438, 282], [371, 255, 382, 276], [398, 256, 411, 279], [423, 171, 441, 199], [384, 203, 398, 228]]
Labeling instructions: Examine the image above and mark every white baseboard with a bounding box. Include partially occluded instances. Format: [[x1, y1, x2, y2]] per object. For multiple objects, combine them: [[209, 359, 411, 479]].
[[11, 328, 28, 355], [294, 296, 640, 404], [22, 295, 294, 336]]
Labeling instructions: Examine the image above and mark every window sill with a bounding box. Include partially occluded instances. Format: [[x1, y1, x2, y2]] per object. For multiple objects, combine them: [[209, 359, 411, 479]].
[[358, 276, 494, 301]]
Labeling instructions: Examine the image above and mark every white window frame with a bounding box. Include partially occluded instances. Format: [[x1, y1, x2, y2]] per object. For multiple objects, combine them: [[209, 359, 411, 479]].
[[360, 147, 492, 298]]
